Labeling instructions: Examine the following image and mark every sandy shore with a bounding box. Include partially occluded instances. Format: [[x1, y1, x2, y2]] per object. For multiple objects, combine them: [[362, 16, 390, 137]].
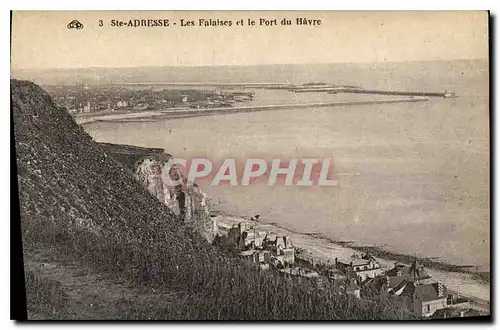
[[214, 214, 490, 302]]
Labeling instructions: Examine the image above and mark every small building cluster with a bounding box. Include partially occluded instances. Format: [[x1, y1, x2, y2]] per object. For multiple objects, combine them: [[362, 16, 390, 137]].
[[360, 260, 448, 317], [213, 222, 295, 270], [213, 220, 487, 319], [335, 254, 383, 281]]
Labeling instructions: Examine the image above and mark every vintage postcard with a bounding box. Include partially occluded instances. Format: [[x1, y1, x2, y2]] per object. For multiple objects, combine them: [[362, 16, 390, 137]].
[[11, 11, 490, 320]]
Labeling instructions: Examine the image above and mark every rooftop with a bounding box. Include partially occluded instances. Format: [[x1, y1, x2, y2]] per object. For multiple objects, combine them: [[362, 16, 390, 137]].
[[239, 250, 258, 256], [280, 267, 320, 277], [338, 258, 371, 267], [399, 282, 447, 302], [386, 260, 431, 281]]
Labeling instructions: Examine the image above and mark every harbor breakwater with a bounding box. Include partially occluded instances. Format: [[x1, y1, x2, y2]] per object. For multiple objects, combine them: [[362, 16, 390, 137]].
[[331, 89, 456, 98], [75, 97, 429, 124]]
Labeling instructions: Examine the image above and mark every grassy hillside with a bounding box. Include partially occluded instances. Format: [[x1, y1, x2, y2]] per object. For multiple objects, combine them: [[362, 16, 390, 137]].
[[12, 79, 413, 320]]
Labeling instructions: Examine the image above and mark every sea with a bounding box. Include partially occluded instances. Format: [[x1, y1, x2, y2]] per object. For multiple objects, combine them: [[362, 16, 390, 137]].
[[81, 59, 490, 268]]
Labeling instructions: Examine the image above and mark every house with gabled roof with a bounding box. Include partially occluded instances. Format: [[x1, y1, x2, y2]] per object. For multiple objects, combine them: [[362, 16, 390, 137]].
[[386, 260, 431, 280], [385, 259, 432, 289], [263, 234, 295, 266], [335, 254, 383, 281], [390, 281, 448, 317], [360, 259, 436, 301]]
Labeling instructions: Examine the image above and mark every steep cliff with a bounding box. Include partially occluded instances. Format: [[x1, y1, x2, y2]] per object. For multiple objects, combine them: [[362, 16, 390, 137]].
[[99, 142, 213, 241], [161, 158, 213, 240]]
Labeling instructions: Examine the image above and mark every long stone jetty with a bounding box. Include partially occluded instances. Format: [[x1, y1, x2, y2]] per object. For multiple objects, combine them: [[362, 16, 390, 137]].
[[334, 89, 456, 98], [76, 97, 429, 124], [289, 86, 456, 98]]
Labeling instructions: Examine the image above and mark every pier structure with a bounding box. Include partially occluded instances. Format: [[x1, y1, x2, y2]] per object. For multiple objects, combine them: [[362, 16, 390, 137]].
[[331, 89, 457, 98], [288, 85, 456, 98], [111, 82, 456, 98], [76, 97, 430, 124]]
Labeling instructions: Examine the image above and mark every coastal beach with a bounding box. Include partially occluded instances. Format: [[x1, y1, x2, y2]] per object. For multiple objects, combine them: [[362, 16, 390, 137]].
[[214, 213, 490, 303]]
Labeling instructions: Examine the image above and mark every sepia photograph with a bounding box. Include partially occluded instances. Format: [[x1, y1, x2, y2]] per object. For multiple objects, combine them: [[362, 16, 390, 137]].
[[10, 10, 490, 320]]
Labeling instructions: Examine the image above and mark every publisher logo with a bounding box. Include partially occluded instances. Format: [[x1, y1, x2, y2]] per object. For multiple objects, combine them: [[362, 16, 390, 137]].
[[67, 20, 84, 30]]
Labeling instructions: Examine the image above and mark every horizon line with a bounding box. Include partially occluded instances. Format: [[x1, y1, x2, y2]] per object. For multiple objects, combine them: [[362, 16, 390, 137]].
[[11, 57, 488, 72]]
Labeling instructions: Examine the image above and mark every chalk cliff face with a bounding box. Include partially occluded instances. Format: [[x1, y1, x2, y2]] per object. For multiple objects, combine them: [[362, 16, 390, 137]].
[[135, 156, 213, 241], [136, 158, 166, 204]]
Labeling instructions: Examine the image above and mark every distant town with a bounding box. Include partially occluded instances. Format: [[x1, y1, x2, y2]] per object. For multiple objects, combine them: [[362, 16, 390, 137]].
[[43, 85, 255, 115]]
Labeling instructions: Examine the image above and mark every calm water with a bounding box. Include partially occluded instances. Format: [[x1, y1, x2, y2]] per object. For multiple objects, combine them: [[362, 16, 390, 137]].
[[84, 60, 490, 267]]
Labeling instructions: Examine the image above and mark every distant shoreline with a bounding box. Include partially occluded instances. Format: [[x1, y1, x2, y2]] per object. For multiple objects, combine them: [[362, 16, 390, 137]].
[[213, 211, 490, 304], [213, 210, 490, 284], [76, 97, 429, 125]]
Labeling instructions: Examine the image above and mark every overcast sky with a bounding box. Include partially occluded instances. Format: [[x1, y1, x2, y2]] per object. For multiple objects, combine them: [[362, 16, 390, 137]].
[[11, 11, 488, 69]]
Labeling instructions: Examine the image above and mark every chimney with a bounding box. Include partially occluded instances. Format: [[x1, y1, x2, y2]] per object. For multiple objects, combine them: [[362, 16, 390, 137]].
[[335, 257, 338, 268], [213, 217, 219, 235], [238, 222, 247, 235], [438, 282, 444, 297]]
